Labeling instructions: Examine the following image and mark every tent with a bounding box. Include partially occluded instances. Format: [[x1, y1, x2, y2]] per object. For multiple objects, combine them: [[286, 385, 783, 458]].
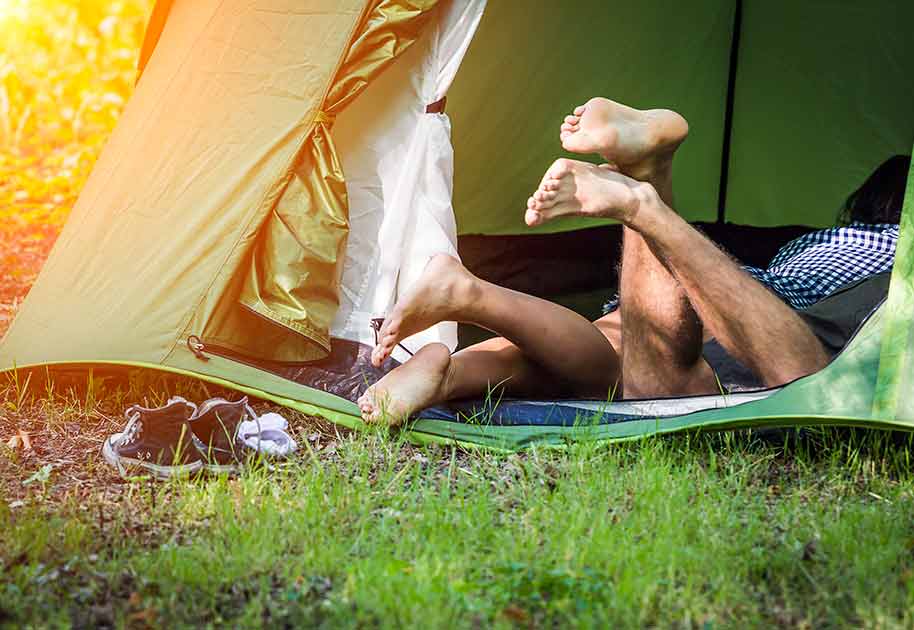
[[1, 0, 913, 450]]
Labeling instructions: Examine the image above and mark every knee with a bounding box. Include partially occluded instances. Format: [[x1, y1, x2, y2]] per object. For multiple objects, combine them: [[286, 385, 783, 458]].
[[758, 344, 830, 387]]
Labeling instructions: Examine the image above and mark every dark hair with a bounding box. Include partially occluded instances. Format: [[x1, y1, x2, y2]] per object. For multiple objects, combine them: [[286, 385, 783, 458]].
[[839, 154, 911, 225]]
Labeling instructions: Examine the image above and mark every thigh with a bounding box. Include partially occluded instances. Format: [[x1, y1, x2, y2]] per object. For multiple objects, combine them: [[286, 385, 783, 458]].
[[449, 336, 561, 400], [451, 330, 616, 400], [592, 305, 713, 354], [593, 309, 721, 398]]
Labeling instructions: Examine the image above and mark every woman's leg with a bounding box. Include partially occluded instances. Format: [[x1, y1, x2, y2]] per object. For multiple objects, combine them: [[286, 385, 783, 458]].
[[372, 255, 619, 391], [361, 97, 702, 422], [359, 255, 620, 424]]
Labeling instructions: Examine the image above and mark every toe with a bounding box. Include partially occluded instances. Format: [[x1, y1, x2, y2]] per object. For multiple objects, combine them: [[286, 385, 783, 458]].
[[561, 130, 598, 154], [379, 316, 400, 341], [564, 115, 580, 125], [372, 344, 388, 367], [535, 189, 557, 203], [547, 178, 563, 192], [528, 205, 563, 226], [548, 158, 574, 179], [359, 401, 373, 418], [382, 331, 399, 351], [573, 104, 586, 116]]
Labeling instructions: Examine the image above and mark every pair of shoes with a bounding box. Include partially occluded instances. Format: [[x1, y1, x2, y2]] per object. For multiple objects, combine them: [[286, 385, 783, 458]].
[[102, 396, 262, 479]]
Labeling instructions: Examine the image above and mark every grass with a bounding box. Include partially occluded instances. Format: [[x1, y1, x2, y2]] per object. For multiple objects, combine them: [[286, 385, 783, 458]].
[[3, 1, 914, 627], [3, 371, 914, 628]]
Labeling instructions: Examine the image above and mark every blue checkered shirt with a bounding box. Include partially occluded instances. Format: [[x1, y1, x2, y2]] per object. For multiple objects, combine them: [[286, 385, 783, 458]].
[[603, 222, 898, 313], [743, 222, 899, 309]]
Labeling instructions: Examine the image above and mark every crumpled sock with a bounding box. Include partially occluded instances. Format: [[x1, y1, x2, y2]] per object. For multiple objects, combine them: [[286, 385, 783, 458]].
[[238, 411, 298, 457]]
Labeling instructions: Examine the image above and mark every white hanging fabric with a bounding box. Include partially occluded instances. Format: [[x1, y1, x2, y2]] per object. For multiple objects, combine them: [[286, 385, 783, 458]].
[[330, 0, 487, 360]]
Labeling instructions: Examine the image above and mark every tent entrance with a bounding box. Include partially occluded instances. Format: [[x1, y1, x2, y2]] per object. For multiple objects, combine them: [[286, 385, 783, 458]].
[[2, 0, 914, 449], [457, 222, 816, 328]]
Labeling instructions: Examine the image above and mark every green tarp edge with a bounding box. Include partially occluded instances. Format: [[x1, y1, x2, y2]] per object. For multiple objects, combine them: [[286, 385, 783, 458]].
[[2, 341, 910, 453], [410, 415, 914, 451]]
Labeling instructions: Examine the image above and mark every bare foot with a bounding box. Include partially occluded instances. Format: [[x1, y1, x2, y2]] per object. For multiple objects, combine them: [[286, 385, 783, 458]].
[[559, 97, 688, 179], [358, 343, 452, 426], [371, 254, 477, 368], [525, 158, 656, 227]]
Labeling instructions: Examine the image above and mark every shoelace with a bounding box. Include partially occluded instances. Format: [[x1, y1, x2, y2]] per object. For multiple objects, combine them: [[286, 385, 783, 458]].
[[118, 408, 143, 447], [118, 397, 196, 449]]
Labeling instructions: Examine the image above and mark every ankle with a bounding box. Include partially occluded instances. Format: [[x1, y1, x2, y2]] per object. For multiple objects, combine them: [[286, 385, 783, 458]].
[[623, 154, 673, 187], [451, 270, 483, 315], [621, 180, 664, 229]]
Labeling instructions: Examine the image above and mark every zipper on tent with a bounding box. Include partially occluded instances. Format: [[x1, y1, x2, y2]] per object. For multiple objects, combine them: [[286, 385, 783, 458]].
[[189, 341, 273, 372], [186, 336, 210, 361], [185, 340, 336, 381]]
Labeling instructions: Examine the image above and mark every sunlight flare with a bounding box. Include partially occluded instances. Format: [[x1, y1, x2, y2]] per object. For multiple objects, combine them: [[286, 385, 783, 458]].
[[0, 0, 28, 23]]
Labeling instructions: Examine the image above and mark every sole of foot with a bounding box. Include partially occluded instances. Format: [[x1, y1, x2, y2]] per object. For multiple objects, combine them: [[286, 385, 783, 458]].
[[559, 97, 688, 180], [359, 343, 452, 426], [525, 158, 649, 227]]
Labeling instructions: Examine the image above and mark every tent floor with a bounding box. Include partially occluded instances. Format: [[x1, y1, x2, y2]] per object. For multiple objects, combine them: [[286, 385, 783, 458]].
[[420, 389, 778, 427]]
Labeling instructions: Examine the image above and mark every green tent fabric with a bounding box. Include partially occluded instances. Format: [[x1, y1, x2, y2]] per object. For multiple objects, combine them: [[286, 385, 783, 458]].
[[449, 0, 914, 235], [725, 0, 914, 228], [448, 0, 732, 235], [1, 0, 913, 450]]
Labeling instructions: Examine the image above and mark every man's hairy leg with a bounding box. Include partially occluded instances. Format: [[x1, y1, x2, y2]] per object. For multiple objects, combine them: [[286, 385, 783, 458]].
[[619, 226, 717, 397], [631, 205, 829, 386], [528, 161, 829, 386], [617, 157, 717, 397], [540, 97, 714, 397]]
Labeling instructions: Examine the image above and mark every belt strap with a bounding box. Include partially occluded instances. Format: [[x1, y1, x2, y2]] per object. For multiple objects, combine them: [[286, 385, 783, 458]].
[[425, 96, 447, 114]]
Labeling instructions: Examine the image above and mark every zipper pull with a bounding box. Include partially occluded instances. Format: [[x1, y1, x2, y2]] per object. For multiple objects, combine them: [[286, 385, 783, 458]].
[[187, 336, 210, 362]]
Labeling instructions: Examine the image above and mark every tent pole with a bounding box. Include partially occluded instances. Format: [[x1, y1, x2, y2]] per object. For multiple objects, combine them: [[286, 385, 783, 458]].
[[717, 0, 743, 224]]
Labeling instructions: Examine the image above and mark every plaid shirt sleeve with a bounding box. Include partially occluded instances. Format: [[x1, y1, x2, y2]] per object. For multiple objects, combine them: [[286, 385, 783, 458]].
[[743, 223, 899, 309]]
